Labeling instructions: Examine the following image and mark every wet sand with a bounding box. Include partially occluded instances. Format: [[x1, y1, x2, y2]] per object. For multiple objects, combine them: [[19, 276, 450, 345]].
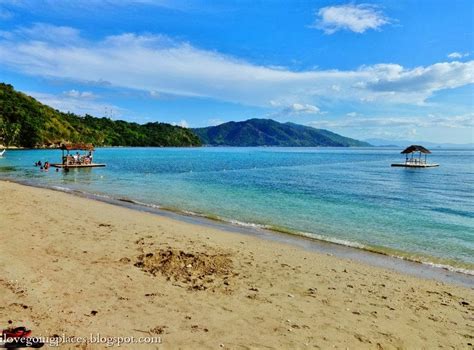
[[0, 180, 473, 349]]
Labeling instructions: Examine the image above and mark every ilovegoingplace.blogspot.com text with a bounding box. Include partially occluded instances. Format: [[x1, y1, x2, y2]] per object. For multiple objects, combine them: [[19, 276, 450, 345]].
[[0, 333, 162, 347]]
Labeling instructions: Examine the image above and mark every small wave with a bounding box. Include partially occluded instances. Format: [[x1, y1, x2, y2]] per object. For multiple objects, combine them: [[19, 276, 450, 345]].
[[226, 223, 474, 276], [419, 261, 474, 276], [296, 231, 366, 249], [228, 219, 270, 230], [118, 197, 161, 209], [182, 209, 202, 216], [118, 198, 137, 204], [357, 249, 474, 276], [88, 192, 114, 200], [51, 185, 73, 192]]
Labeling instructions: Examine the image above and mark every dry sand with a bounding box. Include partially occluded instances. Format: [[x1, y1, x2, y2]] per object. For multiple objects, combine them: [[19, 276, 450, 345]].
[[0, 180, 473, 349]]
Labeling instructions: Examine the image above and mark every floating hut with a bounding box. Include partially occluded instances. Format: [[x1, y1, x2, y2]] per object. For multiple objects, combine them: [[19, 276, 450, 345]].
[[51, 143, 106, 168], [391, 145, 439, 168]]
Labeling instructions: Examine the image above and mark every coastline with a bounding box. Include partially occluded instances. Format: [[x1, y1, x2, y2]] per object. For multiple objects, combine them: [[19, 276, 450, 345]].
[[4, 176, 474, 284], [1, 180, 473, 348]]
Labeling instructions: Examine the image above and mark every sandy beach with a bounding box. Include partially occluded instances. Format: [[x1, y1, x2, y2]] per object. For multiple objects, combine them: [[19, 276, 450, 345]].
[[0, 180, 472, 349]]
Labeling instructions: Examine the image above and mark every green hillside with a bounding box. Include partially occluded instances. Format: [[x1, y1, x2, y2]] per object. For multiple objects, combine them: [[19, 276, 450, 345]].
[[0, 83, 201, 148], [193, 118, 371, 147], [0, 83, 371, 148]]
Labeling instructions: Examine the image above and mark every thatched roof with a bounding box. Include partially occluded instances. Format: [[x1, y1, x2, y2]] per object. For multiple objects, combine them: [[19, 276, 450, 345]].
[[60, 143, 95, 151], [401, 145, 431, 154]]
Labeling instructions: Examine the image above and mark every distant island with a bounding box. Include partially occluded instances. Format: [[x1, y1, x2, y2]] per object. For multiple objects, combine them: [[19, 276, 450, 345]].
[[193, 119, 371, 147], [365, 138, 474, 149], [1, 83, 370, 148]]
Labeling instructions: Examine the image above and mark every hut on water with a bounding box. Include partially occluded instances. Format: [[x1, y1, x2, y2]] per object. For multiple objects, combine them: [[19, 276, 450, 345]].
[[391, 145, 439, 168], [51, 143, 106, 168]]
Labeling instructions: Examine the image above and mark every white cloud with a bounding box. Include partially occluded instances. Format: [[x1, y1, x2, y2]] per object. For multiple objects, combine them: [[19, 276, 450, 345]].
[[172, 119, 189, 128], [314, 4, 389, 34], [28, 91, 122, 117], [63, 89, 96, 99], [149, 90, 161, 99], [207, 118, 224, 126], [0, 24, 473, 108], [283, 103, 320, 115], [268, 103, 321, 119], [309, 114, 474, 142], [0, 22, 82, 44], [308, 113, 474, 129], [361, 62, 474, 96], [447, 52, 470, 59]]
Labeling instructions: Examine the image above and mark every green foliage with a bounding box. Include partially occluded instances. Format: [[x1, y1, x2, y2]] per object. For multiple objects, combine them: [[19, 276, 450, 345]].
[[193, 118, 371, 147], [0, 83, 202, 148], [0, 119, 20, 146]]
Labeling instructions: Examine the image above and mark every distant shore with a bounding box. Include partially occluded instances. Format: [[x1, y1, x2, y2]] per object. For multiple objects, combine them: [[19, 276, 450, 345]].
[[0, 180, 472, 348]]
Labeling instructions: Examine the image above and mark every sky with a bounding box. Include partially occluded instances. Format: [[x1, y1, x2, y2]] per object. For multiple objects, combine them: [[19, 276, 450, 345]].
[[0, 0, 473, 143]]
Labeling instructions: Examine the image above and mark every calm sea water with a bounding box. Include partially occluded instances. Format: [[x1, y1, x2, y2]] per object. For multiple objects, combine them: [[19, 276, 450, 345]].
[[1, 147, 473, 272]]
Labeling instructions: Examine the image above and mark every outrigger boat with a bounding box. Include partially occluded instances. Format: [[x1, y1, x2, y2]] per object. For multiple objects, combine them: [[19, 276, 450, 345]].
[[0, 149, 5, 157], [391, 145, 439, 168], [51, 143, 106, 169]]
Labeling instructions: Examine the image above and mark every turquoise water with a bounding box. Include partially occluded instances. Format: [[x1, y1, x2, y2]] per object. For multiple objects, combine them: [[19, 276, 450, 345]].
[[1, 147, 473, 272]]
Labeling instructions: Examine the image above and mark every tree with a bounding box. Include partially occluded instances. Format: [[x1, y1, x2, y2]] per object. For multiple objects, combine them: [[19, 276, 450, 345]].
[[0, 119, 21, 147]]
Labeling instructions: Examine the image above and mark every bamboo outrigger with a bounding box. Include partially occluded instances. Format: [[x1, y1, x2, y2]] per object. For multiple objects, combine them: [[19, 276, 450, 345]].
[[391, 145, 439, 168], [51, 143, 106, 168]]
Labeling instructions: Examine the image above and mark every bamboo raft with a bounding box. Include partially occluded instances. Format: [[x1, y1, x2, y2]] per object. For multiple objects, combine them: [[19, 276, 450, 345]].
[[391, 145, 439, 168], [54, 143, 106, 169]]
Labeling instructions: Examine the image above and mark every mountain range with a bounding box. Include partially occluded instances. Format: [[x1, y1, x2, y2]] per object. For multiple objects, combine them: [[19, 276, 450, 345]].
[[365, 138, 474, 149], [193, 119, 370, 147], [1, 83, 370, 148]]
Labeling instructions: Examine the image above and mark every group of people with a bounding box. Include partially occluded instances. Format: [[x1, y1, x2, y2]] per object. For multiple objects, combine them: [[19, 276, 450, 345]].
[[34, 151, 94, 172], [34, 160, 50, 170], [66, 151, 93, 165]]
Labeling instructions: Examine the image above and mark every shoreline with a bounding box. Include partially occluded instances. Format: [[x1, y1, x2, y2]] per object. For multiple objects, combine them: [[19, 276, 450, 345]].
[[1, 180, 473, 348], [2, 178, 473, 287]]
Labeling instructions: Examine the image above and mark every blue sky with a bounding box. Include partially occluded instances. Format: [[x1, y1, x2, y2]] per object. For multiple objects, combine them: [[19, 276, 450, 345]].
[[0, 0, 473, 143]]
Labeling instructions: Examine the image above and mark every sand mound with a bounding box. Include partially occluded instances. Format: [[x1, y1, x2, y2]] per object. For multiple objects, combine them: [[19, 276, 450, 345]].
[[135, 249, 233, 291]]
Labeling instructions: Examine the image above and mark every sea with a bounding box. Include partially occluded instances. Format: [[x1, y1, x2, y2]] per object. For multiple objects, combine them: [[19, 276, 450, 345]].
[[1, 147, 473, 275]]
